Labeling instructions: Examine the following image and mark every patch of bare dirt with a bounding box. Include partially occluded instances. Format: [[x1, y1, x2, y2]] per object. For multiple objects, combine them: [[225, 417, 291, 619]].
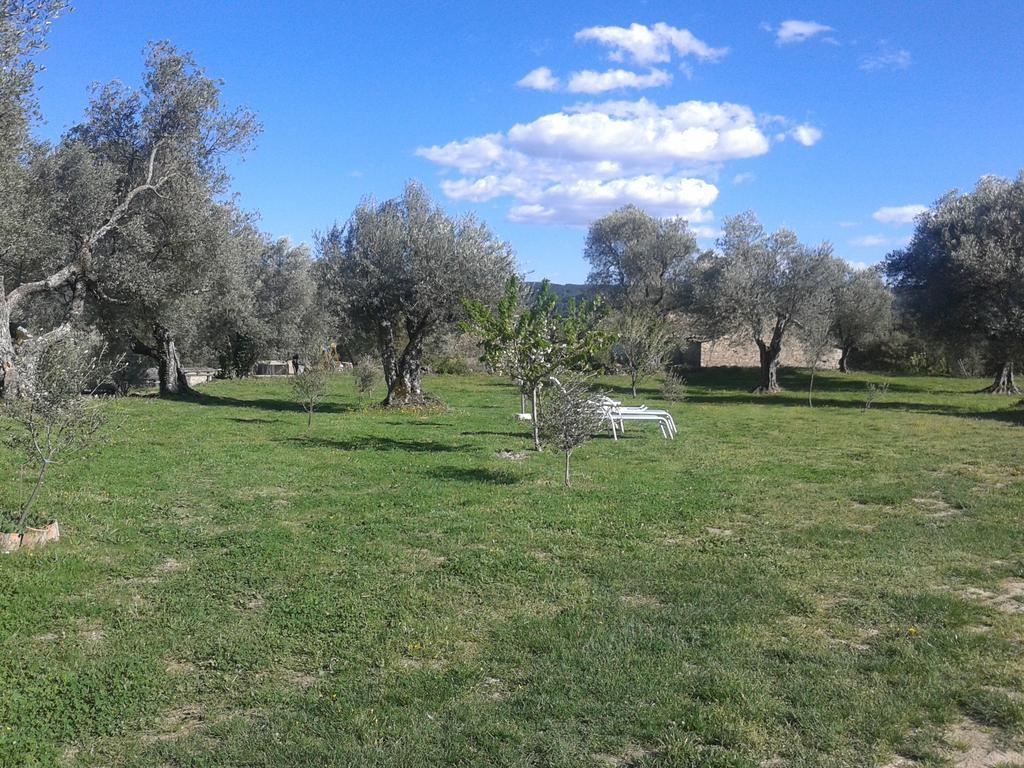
[[397, 655, 445, 672], [140, 703, 206, 744], [495, 449, 526, 461], [477, 676, 508, 702], [943, 717, 1024, 767], [883, 717, 1024, 767], [912, 496, 962, 519], [592, 745, 657, 767], [165, 659, 198, 676], [705, 527, 734, 537], [32, 631, 59, 643], [953, 580, 1024, 615]]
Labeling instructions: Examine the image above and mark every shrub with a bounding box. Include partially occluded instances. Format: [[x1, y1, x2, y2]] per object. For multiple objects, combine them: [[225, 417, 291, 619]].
[[540, 377, 605, 486], [430, 356, 470, 375], [352, 356, 380, 397], [661, 372, 687, 403], [2, 332, 123, 531]]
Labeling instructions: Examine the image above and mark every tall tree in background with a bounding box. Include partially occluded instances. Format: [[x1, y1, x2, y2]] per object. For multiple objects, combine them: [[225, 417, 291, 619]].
[[317, 181, 514, 407], [886, 174, 1024, 394], [831, 266, 893, 373], [694, 211, 840, 394], [584, 205, 699, 314], [1, 41, 259, 397]]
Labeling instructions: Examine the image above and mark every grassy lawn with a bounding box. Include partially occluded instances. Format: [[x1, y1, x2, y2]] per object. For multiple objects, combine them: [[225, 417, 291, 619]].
[[1, 369, 1022, 767]]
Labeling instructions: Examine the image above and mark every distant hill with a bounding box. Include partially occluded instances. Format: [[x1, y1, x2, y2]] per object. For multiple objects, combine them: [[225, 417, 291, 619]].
[[527, 281, 604, 310]]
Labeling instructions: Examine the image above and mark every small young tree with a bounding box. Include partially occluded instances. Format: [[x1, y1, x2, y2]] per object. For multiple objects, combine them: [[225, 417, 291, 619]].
[[539, 377, 605, 487], [797, 278, 840, 407], [613, 311, 674, 397], [2, 331, 122, 532], [352, 355, 380, 399], [292, 347, 333, 429], [463, 276, 611, 451]]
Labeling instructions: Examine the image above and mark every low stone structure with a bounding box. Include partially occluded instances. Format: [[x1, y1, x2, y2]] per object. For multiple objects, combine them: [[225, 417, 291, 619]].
[[678, 334, 841, 370]]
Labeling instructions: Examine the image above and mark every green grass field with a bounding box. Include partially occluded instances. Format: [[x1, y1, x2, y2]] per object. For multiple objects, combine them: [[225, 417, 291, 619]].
[[1, 369, 1022, 767]]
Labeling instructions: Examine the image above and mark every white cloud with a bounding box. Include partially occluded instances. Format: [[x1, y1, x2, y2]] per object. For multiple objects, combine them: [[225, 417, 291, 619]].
[[732, 172, 756, 185], [860, 45, 911, 72], [789, 124, 823, 146], [776, 20, 834, 44], [575, 22, 728, 66], [567, 67, 671, 94], [872, 204, 926, 225], [849, 235, 890, 247], [418, 98, 816, 225], [517, 66, 560, 91]]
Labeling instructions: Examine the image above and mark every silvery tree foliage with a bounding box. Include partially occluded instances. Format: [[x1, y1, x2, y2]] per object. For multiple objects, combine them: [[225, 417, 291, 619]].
[[2, 40, 260, 398], [886, 173, 1024, 394], [316, 181, 515, 407], [830, 266, 893, 373], [584, 204, 700, 315], [693, 211, 840, 393]]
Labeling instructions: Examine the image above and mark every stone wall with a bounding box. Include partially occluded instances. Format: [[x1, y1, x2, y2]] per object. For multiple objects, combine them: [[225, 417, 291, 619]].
[[696, 334, 841, 370]]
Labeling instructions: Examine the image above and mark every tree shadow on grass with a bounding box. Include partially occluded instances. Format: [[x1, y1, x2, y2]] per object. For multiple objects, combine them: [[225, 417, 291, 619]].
[[425, 466, 520, 484], [284, 435, 471, 453], [196, 393, 358, 415], [677, 391, 1024, 426], [226, 416, 280, 425]]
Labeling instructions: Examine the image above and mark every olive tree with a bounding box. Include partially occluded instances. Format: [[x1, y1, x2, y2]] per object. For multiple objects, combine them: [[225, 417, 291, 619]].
[[2, 42, 259, 398], [539, 376, 605, 487], [316, 181, 515, 407], [693, 211, 838, 393], [584, 205, 699, 313], [886, 173, 1024, 394], [831, 266, 893, 373]]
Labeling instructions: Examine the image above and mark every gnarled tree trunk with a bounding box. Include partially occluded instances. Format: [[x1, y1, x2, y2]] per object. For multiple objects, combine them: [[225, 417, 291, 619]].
[[982, 361, 1019, 394], [133, 323, 196, 397], [0, 279, 16, 400], [382, 319, 428, 408], [753, 326, 784, 394], [838, 345, 853, 373]]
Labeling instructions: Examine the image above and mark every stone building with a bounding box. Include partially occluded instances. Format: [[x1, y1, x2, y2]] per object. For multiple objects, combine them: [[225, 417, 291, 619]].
[[677, 334, 841, 370]]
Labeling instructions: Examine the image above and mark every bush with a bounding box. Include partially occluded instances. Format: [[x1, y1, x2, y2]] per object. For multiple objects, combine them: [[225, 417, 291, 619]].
[[429, 356, 470, 375], [352, 356, 380, 396], [661, 372, 687, 403]]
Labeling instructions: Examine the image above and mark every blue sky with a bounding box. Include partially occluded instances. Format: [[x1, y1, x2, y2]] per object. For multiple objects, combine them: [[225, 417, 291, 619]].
[[32, 0, 1024, 282]]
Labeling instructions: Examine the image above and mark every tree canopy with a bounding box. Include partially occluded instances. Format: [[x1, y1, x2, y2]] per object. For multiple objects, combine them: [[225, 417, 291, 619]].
[[886, 173, 1024, 393], [316, 181, 515, 406]]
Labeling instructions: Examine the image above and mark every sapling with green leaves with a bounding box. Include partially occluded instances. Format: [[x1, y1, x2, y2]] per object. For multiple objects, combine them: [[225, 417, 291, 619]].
[[2, 332, 122, 531], [540, 377, 605, 487], [463, 275, 612, 451], [292, 347, 334, 429]]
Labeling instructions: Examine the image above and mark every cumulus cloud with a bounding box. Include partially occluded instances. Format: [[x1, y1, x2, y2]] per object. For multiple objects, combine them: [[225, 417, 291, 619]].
[[860, 44, 911, 72], [418, 98, 818, 225], [872, 204, 926, 225], [567, 67, 671, 94], [575, 22, 728, 65], [789, 124, 823, 146], [517, 66, 560, 91], [775, 20, 834, 44], [732, 172, 756, 185]]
